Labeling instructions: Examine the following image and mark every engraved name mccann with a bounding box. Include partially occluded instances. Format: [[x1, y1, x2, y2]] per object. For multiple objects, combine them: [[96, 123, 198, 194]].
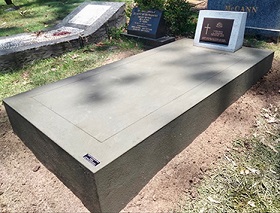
[[225, 5, 258, 13]]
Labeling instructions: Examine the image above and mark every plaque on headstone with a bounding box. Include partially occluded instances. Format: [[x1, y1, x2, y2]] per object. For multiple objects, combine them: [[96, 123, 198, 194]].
[[194, 10, 247, 52], [127, 8, 166, 39], [207, 0, 280, 40], [69, 4, 111, 26], [199, 18, 234, 45]]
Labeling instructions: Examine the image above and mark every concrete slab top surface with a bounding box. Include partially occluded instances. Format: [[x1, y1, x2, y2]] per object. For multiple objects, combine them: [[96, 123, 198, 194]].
[[4, 38, 273, 173]]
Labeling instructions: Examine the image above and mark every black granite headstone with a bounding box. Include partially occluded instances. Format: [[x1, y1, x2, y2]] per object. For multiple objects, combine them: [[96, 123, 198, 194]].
[[199, 18, 234, 45], [127, 8, 166, 39]]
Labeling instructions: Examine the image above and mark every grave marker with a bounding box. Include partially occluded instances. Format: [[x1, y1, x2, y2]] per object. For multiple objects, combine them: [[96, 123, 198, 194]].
[[194, 10, 247, 52], [199, 18, 234, 45], [68, 5, 111, 26], [207, 0, 280, 40], [123, 8, 175, 47], [0, 1, 126, 71], [127, 8, 165, 39]]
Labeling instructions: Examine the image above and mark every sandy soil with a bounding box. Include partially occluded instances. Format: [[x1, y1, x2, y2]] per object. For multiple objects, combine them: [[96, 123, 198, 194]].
[[0, 49, 279, 212]]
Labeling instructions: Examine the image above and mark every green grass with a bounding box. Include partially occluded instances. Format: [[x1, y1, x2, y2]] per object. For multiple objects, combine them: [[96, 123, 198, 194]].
[[0, 0, 83, 36], [0, 0, 133, 37], [244, 37, 280, 58], [180, 106, 280, 212]]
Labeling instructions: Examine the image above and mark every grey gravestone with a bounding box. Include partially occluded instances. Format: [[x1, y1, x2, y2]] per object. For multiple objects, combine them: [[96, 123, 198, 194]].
[[68, 4, 111, 26], [207, 0, 280, 41], [194, 10, 247, 52], [4, 38, 273, 212], [0, 1, 126, 71]]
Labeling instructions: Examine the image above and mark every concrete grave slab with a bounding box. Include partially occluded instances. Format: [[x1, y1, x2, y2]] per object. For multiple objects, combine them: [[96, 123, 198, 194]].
[[194, 10, 247, 52], [0, 1, 126, 71], [3, 38, 274, 212]]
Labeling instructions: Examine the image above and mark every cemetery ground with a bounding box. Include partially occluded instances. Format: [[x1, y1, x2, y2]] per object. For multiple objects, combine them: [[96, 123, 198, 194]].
[[0, 40, 279, 213], [0, 1, 279, 212], [0, 0, 96, 37]]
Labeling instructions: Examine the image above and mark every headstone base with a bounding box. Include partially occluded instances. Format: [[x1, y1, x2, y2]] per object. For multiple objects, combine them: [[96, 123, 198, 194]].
[[121, 33, 175, 48], [245, 27, 280, 43]]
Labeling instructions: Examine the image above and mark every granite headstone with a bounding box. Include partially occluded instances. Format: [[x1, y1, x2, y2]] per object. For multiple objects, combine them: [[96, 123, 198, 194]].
[[194, 10, 247, 52], [127, 8, 166, 39], [123, 7, 174, 48], [208, 0, 280, 40]]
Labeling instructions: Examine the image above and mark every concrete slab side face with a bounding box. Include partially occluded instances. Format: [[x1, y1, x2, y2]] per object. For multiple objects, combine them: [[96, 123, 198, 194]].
[[194, 10, 247, 52], [3, 103, 102, 212], [3, 39, 274, 212]]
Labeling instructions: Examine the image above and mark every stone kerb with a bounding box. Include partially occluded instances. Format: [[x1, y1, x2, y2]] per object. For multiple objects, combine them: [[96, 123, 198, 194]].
[[0, 1, 126, 71], [207, 0, 280, 41]]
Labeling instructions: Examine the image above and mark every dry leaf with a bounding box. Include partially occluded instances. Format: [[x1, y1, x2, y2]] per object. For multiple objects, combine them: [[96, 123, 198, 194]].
[[224, 154, 236, 166], [248, 200, 256, 207], [247, 167, 260, 174], [71, 54, 79, 59]]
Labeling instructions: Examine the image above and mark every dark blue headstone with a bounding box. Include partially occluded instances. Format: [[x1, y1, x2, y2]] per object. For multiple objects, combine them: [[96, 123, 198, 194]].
[[207, 0, 280, 39], [127, 8, 166, 39]]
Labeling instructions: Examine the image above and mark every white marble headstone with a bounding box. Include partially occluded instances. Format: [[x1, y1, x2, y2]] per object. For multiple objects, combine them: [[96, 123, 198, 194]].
[[194, 10, 247, 52], [69, 5, 111, 26]]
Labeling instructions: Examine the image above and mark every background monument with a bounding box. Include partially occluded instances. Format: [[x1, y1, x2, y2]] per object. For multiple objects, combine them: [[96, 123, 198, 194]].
[[0, 1, 126, 71], [207, 0, 280, 41]]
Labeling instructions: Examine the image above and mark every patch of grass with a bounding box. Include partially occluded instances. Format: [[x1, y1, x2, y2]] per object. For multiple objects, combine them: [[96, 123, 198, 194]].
[[0, 0, 132, 37], [180, 105, 280, 213], [0, 38, 143, 102], [0, 0, 82, 36], [244, 37, 280, 58]]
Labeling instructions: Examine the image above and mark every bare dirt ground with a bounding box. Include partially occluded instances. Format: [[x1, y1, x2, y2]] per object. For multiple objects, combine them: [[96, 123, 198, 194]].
[[1, 51, 279, 213]]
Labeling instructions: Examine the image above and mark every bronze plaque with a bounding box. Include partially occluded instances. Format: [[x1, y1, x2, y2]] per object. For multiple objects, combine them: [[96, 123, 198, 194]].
[[200, 18, 234, 45]]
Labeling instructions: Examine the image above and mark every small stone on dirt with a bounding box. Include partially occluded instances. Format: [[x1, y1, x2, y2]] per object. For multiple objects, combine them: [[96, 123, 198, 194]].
[[32, 165, 40, 172]]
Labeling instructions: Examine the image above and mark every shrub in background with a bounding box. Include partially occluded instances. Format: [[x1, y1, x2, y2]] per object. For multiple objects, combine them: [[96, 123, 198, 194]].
[[134, 0, 165, 10], [132, 0, 197, 36], [164, 0, 196, 36]]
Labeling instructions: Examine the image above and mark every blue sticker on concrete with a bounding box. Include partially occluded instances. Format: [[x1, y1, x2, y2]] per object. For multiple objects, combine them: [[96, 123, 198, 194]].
[[83, 154, 100, 166]]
